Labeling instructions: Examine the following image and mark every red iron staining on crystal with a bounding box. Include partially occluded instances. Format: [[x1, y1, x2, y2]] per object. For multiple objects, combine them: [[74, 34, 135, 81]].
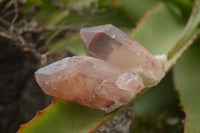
[[35, 56, 144, 112]]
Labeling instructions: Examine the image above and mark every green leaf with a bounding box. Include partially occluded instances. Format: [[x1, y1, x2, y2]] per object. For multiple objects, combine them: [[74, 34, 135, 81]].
[[61, 1, 133, 28], [174, 43, 200, 133], [18, 99, 113, 133], [167, 0, 200, 70], [49, 33, 85, 56], [121, 0, 193, 23], [121, 0, 159, 22], [132, 1, 200, 131], [131, 3, 185, 56], [132, 1, 200, 70], [18, 1, 200, 133], [24, 0, 58, 24], [162, 0, 193, 20], [46, 10, 70, 27]]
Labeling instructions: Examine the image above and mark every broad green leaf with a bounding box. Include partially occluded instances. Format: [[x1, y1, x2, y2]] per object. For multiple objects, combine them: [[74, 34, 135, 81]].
[[121, 0, 193, 23], [18, 99, 112, 133], [131, 3, 185, 56], [174, 43, 200, 133], [132, 1, 200, 70], [19, 1, 200, 133]]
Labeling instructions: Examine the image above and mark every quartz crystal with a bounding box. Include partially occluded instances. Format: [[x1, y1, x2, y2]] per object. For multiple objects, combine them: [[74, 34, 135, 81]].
[[80, 24, 166, 87], [35, 56, 144, 112]]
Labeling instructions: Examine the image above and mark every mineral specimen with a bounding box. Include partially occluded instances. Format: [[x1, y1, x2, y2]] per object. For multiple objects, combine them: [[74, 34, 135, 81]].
[[80, 24, 166, 87], [35, 24, 166, 113], [35, 56, 144, 112]]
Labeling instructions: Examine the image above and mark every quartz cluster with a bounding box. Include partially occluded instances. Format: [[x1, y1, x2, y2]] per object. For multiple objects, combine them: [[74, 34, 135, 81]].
[[80, 24, 166, 87], [35, 24, 166, 113]]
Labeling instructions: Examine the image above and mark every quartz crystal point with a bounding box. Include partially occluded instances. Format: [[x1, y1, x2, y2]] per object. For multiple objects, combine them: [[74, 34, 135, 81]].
[[35, 56, 144, 113], [80, 24, 166, 87]]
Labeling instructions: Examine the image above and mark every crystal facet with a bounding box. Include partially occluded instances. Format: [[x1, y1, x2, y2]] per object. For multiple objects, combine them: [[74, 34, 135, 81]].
[[35, 56, 144, 112], [80, 24, 166, 87]]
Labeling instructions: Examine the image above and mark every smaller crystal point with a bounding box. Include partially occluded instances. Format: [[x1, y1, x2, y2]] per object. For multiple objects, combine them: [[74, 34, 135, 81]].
[[35, 56, 144, 112], [80, 24, 166, 87]]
